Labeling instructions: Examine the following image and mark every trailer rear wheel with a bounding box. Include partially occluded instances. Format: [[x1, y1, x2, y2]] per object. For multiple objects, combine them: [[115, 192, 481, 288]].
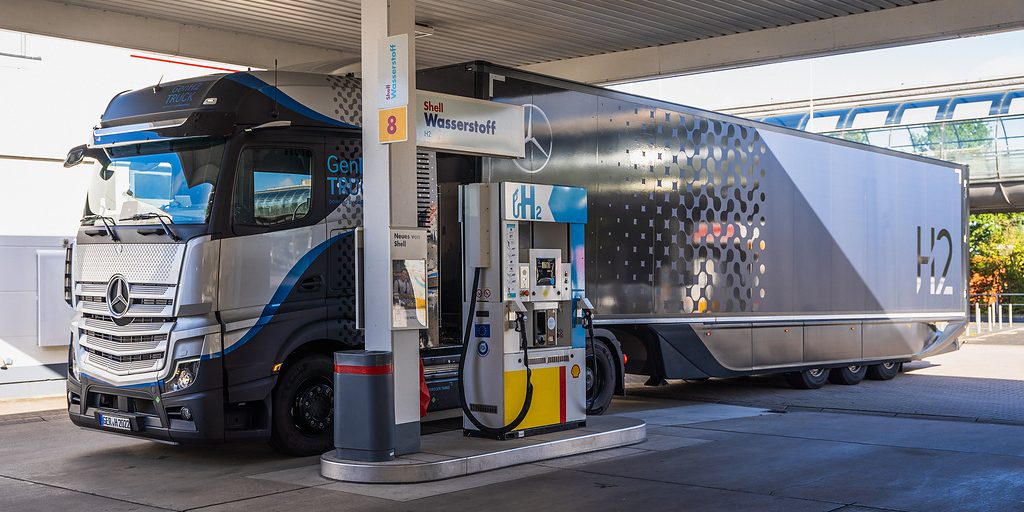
[[828, 365, 867, 385], [270, 353, 334, 456], [866, 362, 901, 381], [586, 341, 616, 415], [784, 368, 829, 389]]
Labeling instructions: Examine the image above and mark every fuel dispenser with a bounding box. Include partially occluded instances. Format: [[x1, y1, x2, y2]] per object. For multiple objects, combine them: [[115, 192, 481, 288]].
[[458, 182, 592, 439]]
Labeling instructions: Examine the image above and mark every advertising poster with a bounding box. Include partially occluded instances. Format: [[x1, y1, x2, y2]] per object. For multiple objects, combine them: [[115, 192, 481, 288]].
[[392, 259, 427, 329]]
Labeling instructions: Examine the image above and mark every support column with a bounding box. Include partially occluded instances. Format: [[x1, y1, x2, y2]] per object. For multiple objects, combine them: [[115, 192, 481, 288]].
[[361, 0, 420, 455]]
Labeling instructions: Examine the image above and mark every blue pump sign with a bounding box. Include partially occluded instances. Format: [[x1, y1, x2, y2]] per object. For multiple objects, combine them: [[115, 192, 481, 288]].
[[502, 182, 587, 224]]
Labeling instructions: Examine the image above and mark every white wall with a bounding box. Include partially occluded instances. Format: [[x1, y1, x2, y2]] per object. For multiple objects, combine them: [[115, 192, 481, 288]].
[[0, 30, 242, 398], [0, 236, 72, 398]]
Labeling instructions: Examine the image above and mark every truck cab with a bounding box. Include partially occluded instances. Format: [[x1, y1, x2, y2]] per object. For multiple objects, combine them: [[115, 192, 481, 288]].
[[64, 71, 454, 455]]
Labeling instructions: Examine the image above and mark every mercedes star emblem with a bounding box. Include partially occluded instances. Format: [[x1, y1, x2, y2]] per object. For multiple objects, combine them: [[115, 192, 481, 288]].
[[514, 104, 552, 174], [106, 275, 130, 319]]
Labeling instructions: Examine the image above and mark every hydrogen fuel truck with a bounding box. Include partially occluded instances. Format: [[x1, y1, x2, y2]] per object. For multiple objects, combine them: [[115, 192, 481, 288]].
[[63, 62, 968, 455]]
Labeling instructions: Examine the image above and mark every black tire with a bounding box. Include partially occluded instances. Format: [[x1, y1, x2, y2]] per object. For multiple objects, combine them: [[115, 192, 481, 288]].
[[586, 341, 616, 415], [828, 365, 867, 385], [270, 353, 334, 456], [784, 368, 829, 389], [866, 361, 901, 381]]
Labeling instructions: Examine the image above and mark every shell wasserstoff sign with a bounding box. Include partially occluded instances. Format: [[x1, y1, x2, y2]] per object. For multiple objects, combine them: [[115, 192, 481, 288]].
[[378, 34, 408, 109], [415, 91, 524, 158]]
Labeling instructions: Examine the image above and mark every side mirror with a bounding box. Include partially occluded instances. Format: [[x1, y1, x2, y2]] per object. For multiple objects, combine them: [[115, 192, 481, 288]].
[[64, 145, 87, 168]]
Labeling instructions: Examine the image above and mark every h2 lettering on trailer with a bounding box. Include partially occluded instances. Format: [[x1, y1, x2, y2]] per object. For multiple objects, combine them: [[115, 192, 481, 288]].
[[917, 226, 953, 296]]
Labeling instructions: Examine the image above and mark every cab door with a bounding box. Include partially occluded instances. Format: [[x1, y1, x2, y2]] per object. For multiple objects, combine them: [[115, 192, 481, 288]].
[[324, 135, 363, 345], [218, 131, 328, 396]]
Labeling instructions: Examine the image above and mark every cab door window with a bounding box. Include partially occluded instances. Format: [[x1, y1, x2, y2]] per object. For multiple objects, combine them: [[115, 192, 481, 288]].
[[233, 147, 314, 228]]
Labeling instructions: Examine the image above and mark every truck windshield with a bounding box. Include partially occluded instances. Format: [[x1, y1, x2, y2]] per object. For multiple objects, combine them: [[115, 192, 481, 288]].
[[84, 138, 225, 225]]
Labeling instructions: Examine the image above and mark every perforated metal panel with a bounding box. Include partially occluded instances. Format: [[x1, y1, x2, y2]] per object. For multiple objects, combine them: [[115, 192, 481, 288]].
[[323, 74, 363, 126], [602, 106, 769, 315], [73, 243, 184, 285]]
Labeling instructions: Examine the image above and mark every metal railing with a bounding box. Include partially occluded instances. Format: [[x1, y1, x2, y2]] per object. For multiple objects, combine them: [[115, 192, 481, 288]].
[[969, 293, 1024, 335], [822, 114, 1024, 183]]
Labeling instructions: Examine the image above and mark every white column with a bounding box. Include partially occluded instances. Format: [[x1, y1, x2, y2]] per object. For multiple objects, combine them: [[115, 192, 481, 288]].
[[974, 303, 980, 335], [361, 0, 420, 455]]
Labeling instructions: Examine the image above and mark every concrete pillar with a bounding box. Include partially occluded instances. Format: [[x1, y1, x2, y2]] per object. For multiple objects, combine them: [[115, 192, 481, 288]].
[[361, 0, 420, 455]]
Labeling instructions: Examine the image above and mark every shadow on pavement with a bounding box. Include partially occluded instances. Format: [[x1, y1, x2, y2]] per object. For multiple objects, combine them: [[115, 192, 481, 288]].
[[626, 369, 1024, 425]]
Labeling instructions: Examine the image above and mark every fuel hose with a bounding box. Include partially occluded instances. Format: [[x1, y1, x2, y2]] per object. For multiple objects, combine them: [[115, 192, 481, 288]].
[[458, 267, 534, 438]]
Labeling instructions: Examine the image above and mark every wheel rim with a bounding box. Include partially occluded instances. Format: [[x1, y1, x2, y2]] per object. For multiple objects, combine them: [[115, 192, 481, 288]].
[[585, 366, 595, 393], [291, 377, 333, 436], [808, 368, 824, 378], [848, 365, 861, 372], [882, 362, 896, 370]]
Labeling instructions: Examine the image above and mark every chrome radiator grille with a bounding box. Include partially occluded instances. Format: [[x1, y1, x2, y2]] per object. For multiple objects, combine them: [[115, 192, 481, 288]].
[[73, 243, 184, 378]]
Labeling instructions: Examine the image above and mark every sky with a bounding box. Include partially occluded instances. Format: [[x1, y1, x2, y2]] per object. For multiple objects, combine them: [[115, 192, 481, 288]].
[[612, 29, 1024, 112]]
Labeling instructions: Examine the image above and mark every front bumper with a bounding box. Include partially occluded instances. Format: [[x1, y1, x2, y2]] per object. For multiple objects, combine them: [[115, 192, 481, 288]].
[[67, 369, 224, 444]]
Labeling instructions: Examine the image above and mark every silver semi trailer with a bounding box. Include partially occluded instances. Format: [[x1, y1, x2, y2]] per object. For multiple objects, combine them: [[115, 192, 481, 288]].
[[420, 62, 968, 393], [62, 62, 967, 455]]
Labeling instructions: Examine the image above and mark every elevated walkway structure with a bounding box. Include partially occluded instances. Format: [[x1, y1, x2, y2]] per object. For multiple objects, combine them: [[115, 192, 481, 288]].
[[727, 77, 1024, 213]]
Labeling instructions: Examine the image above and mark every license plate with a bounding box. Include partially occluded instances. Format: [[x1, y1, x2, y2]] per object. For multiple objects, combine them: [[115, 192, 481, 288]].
[[98, 413, 133, 431]]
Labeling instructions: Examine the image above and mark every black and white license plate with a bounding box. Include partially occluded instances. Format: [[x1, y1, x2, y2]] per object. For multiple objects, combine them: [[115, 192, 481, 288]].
[[98, 413, 133, 431]]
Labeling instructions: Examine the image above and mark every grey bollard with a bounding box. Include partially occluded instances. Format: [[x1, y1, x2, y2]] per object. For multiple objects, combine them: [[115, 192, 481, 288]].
[[334, 350, 395, 462]]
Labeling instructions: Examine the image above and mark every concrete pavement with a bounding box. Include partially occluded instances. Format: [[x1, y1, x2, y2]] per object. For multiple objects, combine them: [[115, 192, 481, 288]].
[[1, 394, 1022, 511], [628, 341, 1024, 425], [1, 339, 1022, 511]]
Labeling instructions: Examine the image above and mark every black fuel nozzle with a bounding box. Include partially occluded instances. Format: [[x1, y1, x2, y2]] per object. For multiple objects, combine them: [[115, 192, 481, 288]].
[[581, 308, 594, 330], [514, 311, 528, 349]]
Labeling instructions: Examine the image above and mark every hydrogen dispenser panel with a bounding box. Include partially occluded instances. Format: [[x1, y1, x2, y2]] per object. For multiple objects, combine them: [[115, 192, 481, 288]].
[[459, 182, 589, 439]]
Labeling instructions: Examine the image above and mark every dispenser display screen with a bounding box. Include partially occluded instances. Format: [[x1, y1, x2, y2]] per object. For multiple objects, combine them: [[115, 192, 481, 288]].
[[535, 258, 556, 287]]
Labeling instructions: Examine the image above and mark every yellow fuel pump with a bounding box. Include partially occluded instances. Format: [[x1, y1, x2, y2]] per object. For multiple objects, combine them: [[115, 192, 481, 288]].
[[458, 182, 591, 439]]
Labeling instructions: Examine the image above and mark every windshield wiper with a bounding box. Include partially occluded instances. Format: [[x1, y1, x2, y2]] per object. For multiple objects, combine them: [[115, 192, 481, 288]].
[[81, 214, 120, 242], [121, 213, 182, 242]]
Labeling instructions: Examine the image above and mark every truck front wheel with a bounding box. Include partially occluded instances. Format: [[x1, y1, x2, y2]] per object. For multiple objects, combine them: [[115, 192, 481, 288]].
[[586, 341, 616, 415], [270, 353, 334, 456]]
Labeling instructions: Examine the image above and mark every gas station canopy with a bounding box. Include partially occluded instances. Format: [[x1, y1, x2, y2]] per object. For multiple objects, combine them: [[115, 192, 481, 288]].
[[6, 0, 1024, 83]]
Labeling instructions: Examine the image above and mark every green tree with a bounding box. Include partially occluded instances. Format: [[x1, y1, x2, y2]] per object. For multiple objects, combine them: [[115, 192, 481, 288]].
[[838, 130, 869, 144], [969, 213, 1024, 297], [910, 120, 992, 157]]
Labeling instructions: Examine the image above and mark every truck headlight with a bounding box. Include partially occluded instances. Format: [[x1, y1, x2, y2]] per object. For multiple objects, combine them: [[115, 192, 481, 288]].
[[68, 342, 78, 381], [166, 358, 200, 392]]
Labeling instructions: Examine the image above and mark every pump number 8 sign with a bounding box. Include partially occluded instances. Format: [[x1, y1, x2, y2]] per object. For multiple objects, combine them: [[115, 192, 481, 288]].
[[378, 106, 408, 143]]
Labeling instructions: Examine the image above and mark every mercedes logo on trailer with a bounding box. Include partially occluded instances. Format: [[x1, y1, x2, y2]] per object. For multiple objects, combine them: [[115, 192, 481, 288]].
[[514, 104, 552, 174], [106, 275, 130, 319]]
